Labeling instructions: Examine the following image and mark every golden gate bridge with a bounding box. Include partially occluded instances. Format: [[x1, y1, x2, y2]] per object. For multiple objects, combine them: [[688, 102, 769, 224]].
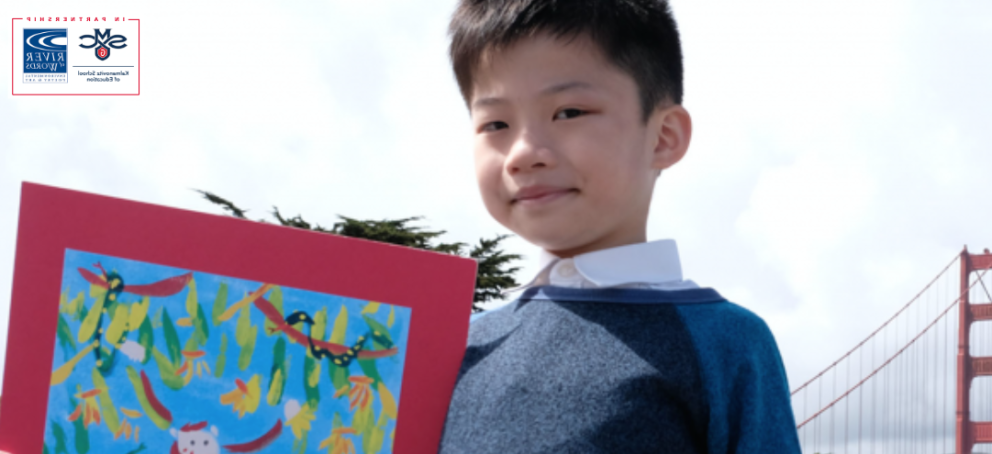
[[793, 247, 992, 453]]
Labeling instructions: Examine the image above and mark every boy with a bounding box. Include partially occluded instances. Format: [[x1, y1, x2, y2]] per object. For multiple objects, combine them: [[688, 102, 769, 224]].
[[438, 0, 801, 453]]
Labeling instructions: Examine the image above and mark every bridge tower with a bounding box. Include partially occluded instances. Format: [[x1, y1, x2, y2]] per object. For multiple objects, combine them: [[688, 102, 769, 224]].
[[957, 247, 992, 454]]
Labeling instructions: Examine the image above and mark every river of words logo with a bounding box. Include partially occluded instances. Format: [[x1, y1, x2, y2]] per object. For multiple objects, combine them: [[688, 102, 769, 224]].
[[24, 28, 67, 83], [79, 28, 127, 61]]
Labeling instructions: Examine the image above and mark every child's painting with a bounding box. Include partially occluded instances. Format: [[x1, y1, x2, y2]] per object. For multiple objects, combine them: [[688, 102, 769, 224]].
[[43, 248, 411, 454]]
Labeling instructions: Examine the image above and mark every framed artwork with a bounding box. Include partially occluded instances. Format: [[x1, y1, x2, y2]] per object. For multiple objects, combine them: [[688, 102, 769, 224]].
[[0, 183, 477, 454]]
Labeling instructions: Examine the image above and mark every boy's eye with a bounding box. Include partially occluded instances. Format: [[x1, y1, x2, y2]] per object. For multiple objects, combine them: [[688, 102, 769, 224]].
[[481, 121, 508, 132], [554, 108, 585, 120]]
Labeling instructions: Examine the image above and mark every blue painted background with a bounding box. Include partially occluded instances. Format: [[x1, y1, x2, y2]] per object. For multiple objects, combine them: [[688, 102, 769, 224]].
[[42, 248, 411, 453]]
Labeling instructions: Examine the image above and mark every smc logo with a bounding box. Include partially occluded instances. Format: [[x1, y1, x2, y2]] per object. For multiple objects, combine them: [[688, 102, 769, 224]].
[[79, 28, 127, 61]]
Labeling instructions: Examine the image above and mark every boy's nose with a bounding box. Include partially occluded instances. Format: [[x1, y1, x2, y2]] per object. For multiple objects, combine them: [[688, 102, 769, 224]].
[[505, 130, 555, 174]]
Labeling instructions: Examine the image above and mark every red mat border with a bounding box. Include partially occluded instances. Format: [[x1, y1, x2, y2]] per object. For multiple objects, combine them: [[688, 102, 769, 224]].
[[0, 182, 475, 453]]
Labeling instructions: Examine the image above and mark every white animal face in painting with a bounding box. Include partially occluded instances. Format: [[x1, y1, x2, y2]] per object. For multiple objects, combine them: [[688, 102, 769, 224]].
[[173, 426, 220, 454]]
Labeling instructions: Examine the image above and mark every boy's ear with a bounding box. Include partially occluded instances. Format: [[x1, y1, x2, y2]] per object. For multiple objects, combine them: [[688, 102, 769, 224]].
[[649, 104, 692, 172]]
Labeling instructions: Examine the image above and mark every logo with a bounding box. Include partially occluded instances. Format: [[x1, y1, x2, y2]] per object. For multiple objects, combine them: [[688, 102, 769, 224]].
[[79, 28, 127, 61], [24, 29, 67, 74]]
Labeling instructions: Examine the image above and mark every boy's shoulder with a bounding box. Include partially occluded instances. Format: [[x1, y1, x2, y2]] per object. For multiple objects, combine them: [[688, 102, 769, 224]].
[[674, 297, 780, 352]]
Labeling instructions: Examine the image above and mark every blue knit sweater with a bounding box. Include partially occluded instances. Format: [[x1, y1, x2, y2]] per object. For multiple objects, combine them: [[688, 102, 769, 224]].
[[438, 286, 801, 453]]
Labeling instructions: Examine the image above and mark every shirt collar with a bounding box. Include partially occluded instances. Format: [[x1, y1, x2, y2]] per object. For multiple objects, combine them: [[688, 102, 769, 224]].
[[503, 239, 687, 294]]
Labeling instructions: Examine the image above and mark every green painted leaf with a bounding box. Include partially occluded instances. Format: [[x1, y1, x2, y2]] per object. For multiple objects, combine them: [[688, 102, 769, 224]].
[[51, 420, 69, 454], [161, 308, 182, 367], [332, 412, 343, 429], [211, 282, 229, 327], [363, 315, 394, 349], [330, 306, 348, 344], [194, 302, 210, 346], [303, 356, 320, 409], [96, 346, 118, 376], [56, 314, 77, 361], [72, 291, 86, 321], [103, 298, 119, 325], [44, 443, 51, 454], [185, 278, 198, 318], [124, 443, 147, 454], [77, 293, 105, 343], [215, 332, 228, 377], [151, 306, 163, 329], [69, 396, 89, 454], [152, 348, 184, 390], [266, 337, 287, 406], [263, 286, 284, 336], [138, 317, 154, 365], [293, 434, 307, 454], [329, 363, 350, 393], [125, 366, 171, 430], [92, 367, 121, 433], [358, 358, 383, 387], [238, 325, 257, 371]]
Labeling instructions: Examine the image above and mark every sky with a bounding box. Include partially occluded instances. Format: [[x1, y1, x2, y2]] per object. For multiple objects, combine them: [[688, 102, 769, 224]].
[[2, 0, 992, 427]]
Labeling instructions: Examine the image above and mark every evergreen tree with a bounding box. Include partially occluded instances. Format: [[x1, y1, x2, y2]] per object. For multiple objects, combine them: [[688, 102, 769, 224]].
[[197, 191, 521, 312]]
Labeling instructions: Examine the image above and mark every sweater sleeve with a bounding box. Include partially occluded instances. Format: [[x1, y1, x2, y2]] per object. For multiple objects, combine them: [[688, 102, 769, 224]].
[[676, 302, 801, 454]]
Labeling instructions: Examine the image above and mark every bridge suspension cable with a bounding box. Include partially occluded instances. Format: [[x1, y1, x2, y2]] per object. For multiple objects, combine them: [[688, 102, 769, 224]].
[[792, 248, 992, 453]]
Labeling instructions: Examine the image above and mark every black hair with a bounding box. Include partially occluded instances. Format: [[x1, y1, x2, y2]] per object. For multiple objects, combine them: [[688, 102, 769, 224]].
[[448, 0, 684, 122]]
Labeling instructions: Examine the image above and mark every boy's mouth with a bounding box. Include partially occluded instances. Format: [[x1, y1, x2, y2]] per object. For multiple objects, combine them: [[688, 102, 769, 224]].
[[511, 186, 578, 205]]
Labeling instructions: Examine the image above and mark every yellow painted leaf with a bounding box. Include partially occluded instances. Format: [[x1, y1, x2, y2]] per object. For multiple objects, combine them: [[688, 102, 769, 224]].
[[93, 367, 121, 433], [121, 408, 143, 419], [387, 305, 396, 329], [185, 278, 198, 318], [89, 284, 106, 298], [311, 308, 327, 342], [361, 302, 380, 315], [128, 297, 150, 331], [353, 403, 373, 435], [176, 318, 193, 327], [266, 368, 284, 406], [104, 305, 129, 346], [377, 382, 398, 420], [308, 361, 321, 388], [65, 291, 85, 320], [366, 424, 385, 453], [245, 374, 262, 414], [236, 306, 252, 346], [330, 306, 348, 344], [50, 342, 97, 386]]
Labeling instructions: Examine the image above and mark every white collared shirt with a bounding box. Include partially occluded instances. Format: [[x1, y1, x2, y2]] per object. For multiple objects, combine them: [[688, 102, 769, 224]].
[[502, 239, 699, 294]]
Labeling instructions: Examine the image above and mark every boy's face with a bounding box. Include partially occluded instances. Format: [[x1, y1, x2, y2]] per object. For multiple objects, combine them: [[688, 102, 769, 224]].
[[469, 32, 689, 257]]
